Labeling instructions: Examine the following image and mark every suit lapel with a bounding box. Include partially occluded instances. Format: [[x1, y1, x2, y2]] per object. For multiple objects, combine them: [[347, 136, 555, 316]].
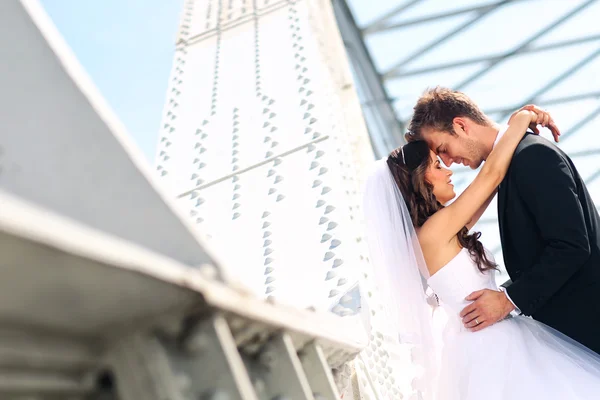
[[497, 178, 508, 242]]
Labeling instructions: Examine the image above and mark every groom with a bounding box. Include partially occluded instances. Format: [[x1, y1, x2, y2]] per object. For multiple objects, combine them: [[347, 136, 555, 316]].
[[406, 87, 600, 354]]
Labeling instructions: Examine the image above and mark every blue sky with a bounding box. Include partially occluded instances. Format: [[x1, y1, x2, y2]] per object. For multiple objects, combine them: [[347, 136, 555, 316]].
[[40, 0, 182, 162]]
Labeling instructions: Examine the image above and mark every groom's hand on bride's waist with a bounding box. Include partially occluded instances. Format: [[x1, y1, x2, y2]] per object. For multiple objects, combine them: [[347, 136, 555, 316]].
[[460, 289, 515, 332]]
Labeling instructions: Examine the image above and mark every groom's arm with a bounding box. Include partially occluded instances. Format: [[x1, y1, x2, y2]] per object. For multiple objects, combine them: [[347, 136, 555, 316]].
[[505, 143, 590, 316]]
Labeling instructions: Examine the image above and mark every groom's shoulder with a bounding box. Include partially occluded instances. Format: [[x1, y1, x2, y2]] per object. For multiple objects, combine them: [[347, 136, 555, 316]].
[[512, 133, 566, 169], [514, 133, 561, 159]]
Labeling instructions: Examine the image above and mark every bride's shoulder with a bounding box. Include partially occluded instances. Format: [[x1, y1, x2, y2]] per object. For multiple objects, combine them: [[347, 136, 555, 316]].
[[416, 216, 446, 247]]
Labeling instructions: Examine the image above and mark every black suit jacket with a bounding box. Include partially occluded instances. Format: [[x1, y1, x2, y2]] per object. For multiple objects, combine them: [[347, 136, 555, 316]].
[[498, 133, 600, 353]]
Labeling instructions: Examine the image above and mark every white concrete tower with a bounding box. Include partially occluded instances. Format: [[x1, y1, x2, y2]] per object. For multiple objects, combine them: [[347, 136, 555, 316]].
[[155, 1, 420, 398], [155, 0, 374, 310]]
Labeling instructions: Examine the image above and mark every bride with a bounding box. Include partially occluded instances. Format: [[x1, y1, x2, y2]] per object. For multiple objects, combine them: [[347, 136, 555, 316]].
[[362, 107, 600, 399]]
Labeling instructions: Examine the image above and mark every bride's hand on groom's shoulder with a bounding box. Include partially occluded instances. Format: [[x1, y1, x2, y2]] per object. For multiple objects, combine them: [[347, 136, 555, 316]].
[[508, 104, 561, 143], [459, 289, 515, 332]]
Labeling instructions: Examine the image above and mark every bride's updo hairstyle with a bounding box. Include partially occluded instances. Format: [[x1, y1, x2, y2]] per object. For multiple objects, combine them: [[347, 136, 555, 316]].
[[387, 141, 497, 272]]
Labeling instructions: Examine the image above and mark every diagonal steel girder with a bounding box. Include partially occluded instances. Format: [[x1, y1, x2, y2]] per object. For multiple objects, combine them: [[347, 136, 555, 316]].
[[361, 0, 421, 34], [388, 89, 600, 117], [485, 91, 600, 116], [562, 148, 600, 158], [555, 102, 600, 142], [381, 0, 515, 79], [388, 33, 600, 79], [455, 0, 596, 91], [586, 168, 600, 186], [365, 0, 529, 34], [496, 46, 600, 121], [333, 0, 405, 156]]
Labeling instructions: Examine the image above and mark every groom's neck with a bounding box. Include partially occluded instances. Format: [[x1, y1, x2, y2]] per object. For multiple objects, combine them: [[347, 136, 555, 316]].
[[479, 121, 502, 160]]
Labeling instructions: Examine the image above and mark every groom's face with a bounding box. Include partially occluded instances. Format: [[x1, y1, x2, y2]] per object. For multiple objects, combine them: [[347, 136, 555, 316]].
[[421, 122, 487, 169]]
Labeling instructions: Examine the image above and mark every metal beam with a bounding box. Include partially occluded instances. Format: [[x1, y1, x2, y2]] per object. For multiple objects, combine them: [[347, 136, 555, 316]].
[[455, 0, 596, 90], [361, 0, 421, 34], [484, 90, 600, 116], [557, 103, 600, 142], [498, 47, 600, 120], [333, 0, 405, 157], [176, 0, 289, 47], [299, 342, 340, 399], [585, 168, 600, 186], [177, 135, 329, 197], [256, 334, 316, 400], [382, 0, 512, 79], [387, 33, 600, 79], [491, 94, 600, 146], [366, 0, 527, 34], [569, 148, 600, 158]]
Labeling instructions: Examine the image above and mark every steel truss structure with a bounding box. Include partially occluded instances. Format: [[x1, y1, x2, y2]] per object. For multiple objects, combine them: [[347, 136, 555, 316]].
[[339, 0, 600, 268]]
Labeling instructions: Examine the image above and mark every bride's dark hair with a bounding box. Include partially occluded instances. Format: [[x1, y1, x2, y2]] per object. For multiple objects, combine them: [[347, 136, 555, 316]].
[[387, 141, 496, 272]]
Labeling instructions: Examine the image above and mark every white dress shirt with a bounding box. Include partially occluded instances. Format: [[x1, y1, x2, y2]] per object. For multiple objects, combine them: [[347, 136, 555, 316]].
[[491, 124, 522, 315], [493, 124, 509, 148]]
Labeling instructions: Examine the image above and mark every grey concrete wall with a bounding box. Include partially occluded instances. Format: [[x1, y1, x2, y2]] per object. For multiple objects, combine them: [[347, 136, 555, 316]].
[[0, 1, 221, 271]]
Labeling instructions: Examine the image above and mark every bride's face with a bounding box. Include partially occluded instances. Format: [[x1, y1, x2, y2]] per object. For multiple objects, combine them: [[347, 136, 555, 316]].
[[424, 150, 455, 204]]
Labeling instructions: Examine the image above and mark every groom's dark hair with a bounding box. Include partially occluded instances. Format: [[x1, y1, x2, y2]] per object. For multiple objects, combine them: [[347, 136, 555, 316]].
[[406, 87, 490, 142]]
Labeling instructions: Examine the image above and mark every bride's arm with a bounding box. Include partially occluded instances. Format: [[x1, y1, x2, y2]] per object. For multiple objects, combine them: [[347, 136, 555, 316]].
[[466, 189, 496, 231], [420, 110, 538, 244]]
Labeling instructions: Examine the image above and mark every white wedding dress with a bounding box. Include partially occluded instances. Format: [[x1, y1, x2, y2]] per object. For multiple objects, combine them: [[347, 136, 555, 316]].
[[427, 247, 600, 400]]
